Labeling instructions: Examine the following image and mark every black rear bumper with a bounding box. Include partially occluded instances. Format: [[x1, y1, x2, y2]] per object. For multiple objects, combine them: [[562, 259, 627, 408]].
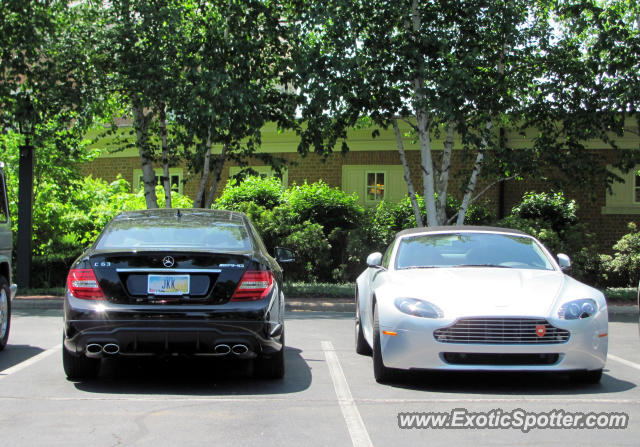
[[63, 295, 284, 358]]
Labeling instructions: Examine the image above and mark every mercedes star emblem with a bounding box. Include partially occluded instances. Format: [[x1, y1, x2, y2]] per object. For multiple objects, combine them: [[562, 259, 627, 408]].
[[162, 256, 175, 268]]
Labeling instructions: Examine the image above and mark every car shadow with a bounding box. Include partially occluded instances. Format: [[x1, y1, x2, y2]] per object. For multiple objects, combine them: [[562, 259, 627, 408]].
[[0, 344, 45, 372], [382, 369, 635, 395], [72, 346, 312, 396]]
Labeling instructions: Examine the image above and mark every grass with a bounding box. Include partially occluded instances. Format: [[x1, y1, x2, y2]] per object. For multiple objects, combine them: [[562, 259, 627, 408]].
[[16, 287, 65, 296], [283, 282, 354, 298], [603, 287, 637, 303]]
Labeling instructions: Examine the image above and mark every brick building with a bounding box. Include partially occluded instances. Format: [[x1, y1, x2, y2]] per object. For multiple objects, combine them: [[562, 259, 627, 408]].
[[80, 122, 640, 253]]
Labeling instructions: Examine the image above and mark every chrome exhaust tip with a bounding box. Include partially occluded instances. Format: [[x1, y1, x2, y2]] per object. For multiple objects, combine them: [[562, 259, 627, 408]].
[[86, 343, 103, 358], [102, 343, 120, 355], [231, 344, 249, 355], [214, 344, 231, 355]]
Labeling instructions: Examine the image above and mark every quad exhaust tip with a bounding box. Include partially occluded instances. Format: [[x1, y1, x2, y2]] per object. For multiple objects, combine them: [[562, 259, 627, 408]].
[[103, 343, 120, 355], [214, 344, 231, 355], [86, 344, 103, 357], [231, 344, 249, 355]]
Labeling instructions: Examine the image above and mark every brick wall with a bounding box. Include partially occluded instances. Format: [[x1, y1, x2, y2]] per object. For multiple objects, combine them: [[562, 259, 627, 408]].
[[80, 149, 635, 253]]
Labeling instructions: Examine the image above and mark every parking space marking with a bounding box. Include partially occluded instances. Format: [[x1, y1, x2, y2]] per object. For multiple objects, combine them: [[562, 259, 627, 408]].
[[321, 340, 373, 447], [0, 344, 61, 379], [609, 354, 640, 371]]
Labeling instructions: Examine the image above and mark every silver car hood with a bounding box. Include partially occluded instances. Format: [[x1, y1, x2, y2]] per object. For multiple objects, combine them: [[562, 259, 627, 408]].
[[385, 268, 566, 317]]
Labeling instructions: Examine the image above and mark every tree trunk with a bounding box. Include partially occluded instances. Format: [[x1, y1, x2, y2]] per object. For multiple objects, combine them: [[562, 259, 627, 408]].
[[455, 39, 506, 225], [132, 98, 158, 209], [204, 143, 228, 208], [436, 122, 454, 225], [393, 118, 422, 226], [410, 0, 438, 226], [194, 129, 212, 208], [456, 121, 493, 225], [158, 101, 172, 208]]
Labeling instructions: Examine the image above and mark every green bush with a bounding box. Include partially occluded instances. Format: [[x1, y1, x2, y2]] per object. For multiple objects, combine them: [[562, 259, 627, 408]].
[[510, 191, 578, 231], [285, 181, 363, 231], [499, 192, 605, 286], [214, 178, 374, 282], [213, 176, 284, 211], [372, 194, 493, 246], [603, 222, 640, 287], [13, 176, 193, 288]]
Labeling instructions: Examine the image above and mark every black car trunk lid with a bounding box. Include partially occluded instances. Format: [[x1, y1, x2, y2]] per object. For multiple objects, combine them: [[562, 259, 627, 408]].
[[89, 251, 253, 304]]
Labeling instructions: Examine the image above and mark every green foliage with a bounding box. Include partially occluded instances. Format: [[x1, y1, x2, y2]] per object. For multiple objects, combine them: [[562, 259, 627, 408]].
[[285, 181, 363, 232], [603, 222, 640, 287], [1, 131, 192, 288], [214, 176, 284, 211], [499, 192, 604, 286], [214, 178, 371, 282], [510, 192, 578, 231], [283, 282, 353, 298], [372, 194, 493, 246]]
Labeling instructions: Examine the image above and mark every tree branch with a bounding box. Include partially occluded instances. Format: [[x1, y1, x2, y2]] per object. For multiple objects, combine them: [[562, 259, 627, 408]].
[[445, 176, 518, 225]]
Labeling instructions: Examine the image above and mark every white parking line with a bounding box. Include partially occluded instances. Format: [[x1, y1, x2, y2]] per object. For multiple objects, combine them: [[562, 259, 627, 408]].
[[608, 354, 640, 371], [0, 344, 61, 380], [321, 340, 373, 447]]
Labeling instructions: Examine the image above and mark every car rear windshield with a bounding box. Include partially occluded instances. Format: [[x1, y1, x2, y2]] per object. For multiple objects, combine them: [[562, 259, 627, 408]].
[[95, 219, 252, 251], [395, 232, 554, 270]]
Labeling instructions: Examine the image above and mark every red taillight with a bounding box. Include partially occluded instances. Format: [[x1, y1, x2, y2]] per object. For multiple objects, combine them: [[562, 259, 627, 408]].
[[230, 271, 274, 301], [67, 269, 106, 300]]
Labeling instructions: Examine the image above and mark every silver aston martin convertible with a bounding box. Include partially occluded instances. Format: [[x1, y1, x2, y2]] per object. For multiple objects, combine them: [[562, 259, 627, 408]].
[[355, 226, 608, 384]]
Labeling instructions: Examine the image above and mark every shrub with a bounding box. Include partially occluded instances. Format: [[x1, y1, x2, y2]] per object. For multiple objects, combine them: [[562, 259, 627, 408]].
[[372, 194, 493, 246], [510, 191, 578, 231], [214, 178, 375, 282], [213, 176, 284, 211], [13, 176, 193, 288], [603, 222, 640, 287], [284, 181, 364, 232], [499, 192, 605, 286]]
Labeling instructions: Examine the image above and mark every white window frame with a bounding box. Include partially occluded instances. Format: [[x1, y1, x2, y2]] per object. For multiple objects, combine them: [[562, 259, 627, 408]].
[[365, 170, 386, 203], [133, 168, 183, 194], [634, 170, 640, 205]]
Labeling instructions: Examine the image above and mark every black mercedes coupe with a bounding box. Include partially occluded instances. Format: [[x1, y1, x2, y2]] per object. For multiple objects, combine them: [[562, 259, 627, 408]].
[[62, 209, 293, 380]]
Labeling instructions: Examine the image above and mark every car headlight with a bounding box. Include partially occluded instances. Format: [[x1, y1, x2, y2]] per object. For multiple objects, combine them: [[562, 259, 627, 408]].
[[394, 298, 443, 318], [557, 299, 598, 320]]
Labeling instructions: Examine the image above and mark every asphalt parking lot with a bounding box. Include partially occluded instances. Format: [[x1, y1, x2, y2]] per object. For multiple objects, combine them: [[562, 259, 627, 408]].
[[1, 306, 639, 446]]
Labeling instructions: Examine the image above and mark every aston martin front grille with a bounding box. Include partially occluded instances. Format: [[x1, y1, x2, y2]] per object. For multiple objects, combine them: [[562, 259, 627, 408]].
[[433, 318, 570, 344]]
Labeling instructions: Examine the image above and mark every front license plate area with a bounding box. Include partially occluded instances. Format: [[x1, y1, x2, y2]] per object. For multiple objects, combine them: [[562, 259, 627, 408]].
[[148, 274, 190, 295]]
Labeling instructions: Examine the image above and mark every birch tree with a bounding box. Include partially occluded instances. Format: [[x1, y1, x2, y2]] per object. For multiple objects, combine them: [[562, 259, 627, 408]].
[[293, 0, 637, 226], [96, 0, 186, 209], [175, 0, 297, 208]]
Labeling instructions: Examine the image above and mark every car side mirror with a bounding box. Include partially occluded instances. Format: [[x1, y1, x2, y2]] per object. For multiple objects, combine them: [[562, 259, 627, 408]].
[[275, 247, 295, 264], [557, 253, 571, 272], [366, 252, 383, 268]]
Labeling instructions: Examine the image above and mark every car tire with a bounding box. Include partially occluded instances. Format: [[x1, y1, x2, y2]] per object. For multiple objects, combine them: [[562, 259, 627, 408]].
[[62, 339, 100, 380], [0, 276, 10, 351], [254, 331, 285, 380], [372, 302, 396, 383], [570, 369, 603, 384], [355, 298, 372, 356]]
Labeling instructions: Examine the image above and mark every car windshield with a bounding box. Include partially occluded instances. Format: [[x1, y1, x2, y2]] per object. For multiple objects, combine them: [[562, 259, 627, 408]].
[[96, 218, 252, 251], [395, 232, 554, 271]]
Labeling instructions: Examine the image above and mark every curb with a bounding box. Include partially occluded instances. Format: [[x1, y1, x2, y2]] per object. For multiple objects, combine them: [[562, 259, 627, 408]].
[[11, 297, 637, 315]]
